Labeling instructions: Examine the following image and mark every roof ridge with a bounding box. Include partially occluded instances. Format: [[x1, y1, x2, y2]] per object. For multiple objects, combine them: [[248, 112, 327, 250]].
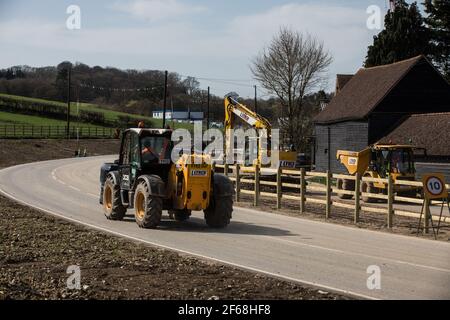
[[410, 112, 450, 117], [361, 55, 424, 71]]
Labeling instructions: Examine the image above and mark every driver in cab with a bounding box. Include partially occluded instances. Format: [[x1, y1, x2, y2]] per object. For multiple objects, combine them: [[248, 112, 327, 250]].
[[141, 139, 159, 163]]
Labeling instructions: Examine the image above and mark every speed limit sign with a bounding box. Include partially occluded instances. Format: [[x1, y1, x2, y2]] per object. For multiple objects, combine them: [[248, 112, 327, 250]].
[[422, 173, 448, 200]]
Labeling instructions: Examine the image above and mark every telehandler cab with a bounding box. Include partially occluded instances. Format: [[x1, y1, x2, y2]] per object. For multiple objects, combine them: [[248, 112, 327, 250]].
[[99, 128, 234, 229]]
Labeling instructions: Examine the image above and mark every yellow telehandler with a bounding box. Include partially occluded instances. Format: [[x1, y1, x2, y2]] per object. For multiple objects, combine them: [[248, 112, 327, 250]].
[[99, 128, 234, 228], [336, 144, 419, 202]]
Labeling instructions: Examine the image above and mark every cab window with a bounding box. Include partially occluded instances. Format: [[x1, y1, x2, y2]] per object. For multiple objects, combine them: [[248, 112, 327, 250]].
[[120, 132, 131, 165], [140, 136, 172, 165], [130, 132, 140, 167]]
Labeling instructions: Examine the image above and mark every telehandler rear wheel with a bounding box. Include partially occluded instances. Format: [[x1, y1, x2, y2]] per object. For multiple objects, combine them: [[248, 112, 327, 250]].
[[134, 181, 162, 228], [169, 209, 191, 222], [204, 174, 233, 228], [103, 176, 126, 220]]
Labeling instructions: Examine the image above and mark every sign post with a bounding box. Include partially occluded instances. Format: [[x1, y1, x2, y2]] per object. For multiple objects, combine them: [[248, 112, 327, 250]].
[[418, 173, 449, 239]]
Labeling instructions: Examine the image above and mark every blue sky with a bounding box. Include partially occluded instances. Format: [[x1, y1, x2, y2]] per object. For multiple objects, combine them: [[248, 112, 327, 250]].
[[0, 0, 414, 97]]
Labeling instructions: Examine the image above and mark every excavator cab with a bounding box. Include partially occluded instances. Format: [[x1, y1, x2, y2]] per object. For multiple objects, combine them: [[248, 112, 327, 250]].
[[372, 147, 415, 177]]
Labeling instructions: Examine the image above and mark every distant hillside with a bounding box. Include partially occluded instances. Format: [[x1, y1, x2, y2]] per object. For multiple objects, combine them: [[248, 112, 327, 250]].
[[0, 62, 221, 120], [0, 93, 191, 130]]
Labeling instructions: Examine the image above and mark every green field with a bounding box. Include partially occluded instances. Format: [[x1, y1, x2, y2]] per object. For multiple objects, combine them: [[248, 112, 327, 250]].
[[0, 93, 194, 130], [0, 111, 104, 128]]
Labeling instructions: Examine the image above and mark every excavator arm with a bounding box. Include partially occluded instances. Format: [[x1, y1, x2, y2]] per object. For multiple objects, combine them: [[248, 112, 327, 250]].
[[224, 92, 271, 132], [223, 93, 297, 169]]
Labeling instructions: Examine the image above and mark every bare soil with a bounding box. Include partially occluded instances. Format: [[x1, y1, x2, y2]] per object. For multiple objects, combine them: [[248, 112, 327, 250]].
[[0, 139, 347, 300]]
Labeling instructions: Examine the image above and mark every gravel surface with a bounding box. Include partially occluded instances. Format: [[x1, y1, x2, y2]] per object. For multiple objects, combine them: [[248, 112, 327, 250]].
[[0, 139, 348, 300]]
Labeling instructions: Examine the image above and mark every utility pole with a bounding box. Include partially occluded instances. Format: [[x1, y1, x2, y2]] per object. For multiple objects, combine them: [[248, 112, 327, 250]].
[[254, 85, 258, 114], [66, 65, 72, 139], [162, 70, 168, 129], [207, 86, 210, 129]]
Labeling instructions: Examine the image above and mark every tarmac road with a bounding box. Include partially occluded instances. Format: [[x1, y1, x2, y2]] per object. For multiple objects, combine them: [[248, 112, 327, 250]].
[[0, 156, 449, 300]]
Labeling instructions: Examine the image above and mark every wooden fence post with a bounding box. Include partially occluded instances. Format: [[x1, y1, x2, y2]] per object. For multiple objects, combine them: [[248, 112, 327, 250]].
[[300, 168, 306, 214], [254, 164, 260, 207], [326, 170, 332, 219], [276, 166, 282, 209], [424, 199, 430, 234], [354, 173, 361, 223], [387, 175, 394, 228], [235, 163, 240, 203], [224, 163, 229, 176]]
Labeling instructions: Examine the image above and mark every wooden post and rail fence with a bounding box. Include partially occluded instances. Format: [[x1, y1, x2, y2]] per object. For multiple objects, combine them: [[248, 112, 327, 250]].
[[0, 124, 117, 139], [214, 162, 450, 232]]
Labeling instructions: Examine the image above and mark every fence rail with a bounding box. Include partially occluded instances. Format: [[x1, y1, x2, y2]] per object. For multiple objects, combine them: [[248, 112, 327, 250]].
[[0, 124, 117, 139], [214, 163, 450, 233]]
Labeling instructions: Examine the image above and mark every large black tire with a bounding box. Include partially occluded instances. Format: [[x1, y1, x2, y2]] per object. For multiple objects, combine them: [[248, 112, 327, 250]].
[[103, 175, 126, 220], [169, 209, 191, 222], [337, 178, 353, 200], [361, 181, 377, 203], [134, 180, 163, 228], [204, 174, 233, 228]]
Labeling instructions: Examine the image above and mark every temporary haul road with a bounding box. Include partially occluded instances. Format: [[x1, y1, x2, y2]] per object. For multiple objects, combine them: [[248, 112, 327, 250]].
[[0, 156, 449, 300]]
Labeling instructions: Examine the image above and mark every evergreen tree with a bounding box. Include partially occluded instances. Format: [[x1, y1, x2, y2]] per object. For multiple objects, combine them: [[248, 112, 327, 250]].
[[364, 1, 430, 67], [424, 0, 450, 80]]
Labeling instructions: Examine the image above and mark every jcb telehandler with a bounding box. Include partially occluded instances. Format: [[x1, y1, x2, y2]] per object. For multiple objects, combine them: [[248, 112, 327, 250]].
[[336, 144, 420, 202], [99, 128, 234, 228]]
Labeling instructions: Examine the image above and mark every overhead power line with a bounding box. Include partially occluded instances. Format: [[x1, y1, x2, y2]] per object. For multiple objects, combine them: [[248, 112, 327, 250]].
[[78, 82, 163, 92]]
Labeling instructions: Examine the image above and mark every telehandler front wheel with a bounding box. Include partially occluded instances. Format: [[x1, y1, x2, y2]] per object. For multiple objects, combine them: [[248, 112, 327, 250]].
[[103, 176, 126, 220], [134, 181, 162, 229], [204, 174, 234, 228], [204, 196, 233, 228]]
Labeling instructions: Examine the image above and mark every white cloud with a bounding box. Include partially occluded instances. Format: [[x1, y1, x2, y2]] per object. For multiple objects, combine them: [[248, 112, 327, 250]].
[[226, 4, 377, 68], [0, 2, 381, 94], [111, 0, 206, 22]]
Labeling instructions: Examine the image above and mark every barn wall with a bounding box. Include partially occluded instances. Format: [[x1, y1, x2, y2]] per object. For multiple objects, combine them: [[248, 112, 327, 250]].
[[368, 114, 406, 144], [314, 122, 368, 173]]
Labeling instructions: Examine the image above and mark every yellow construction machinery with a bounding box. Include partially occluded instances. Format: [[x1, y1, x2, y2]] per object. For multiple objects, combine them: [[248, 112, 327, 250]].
[[224, 93, 297, 169], [100, 128, 234, 228], [336, 144, 419, 202]]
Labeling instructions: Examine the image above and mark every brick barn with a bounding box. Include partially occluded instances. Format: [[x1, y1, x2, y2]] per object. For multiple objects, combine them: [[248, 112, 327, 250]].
[[313, 55, 450, 173]]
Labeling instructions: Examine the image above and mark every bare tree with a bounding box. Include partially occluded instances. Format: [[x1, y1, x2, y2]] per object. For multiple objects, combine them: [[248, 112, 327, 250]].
[[251, 27, 332, 151]]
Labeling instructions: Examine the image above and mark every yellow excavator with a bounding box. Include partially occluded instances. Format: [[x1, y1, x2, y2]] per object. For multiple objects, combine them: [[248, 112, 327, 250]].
[[336, 144, 420, 202], [224, 92, 297, 169]]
